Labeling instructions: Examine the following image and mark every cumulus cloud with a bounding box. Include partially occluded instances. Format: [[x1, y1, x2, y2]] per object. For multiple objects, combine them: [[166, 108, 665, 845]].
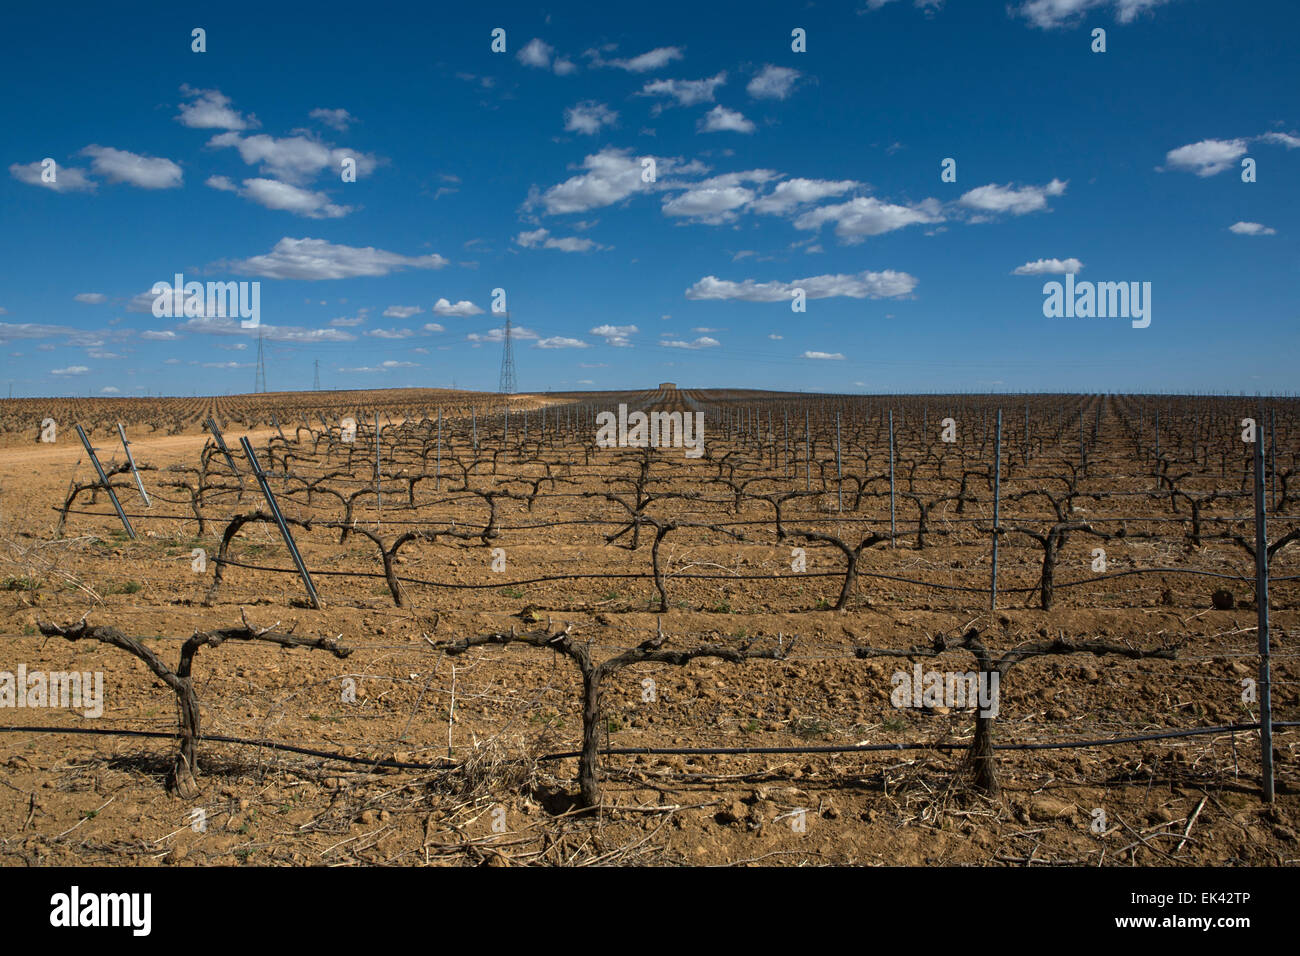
[[1161, 138, 1249, 177], [9, 160, 95, 192], [80, 145, 182, 189], [0, 322, 76, 341], [310, 107, 354, 131], [698, 105, 755, 134], [177, 85, 257, 130], [1258, 131, 1300, 149], [208, 175, 351, 218], [1012, 257, 1084, 275], [180, 316, 356, 342], [802, 351, 845, 360], [640, 72, 727, 107], [1229, 221, 1276, 236], [517, 38, 574, 74], [565, 101, 618, 135], [468, 326, 539, 343], [228, 237, 448, 279], [518, 37, 554, 68], [383, 305, 423, 318], [958, 179, 1067, 215], [662, 336, 720, 349], [366, 328, 416, 339], [662, 185, 755, 223], [747, 65, 801, 100], [74, 293, 107, 304], [514, 227, 604, 251], [604, 46, 684, 72], [531, 148, 703, 214], [536, 336, 590, 349], [433, 298, 484, 317], [685, 270, 918, 301], [207, 131, 377, 186], [589, 324, 638, 347], [751, 178, 859, 215], [422, 322, 445, 333], [51, 365, 90, 376], [141, 330, 178, 340], [794, 195, 943, 240], [1014, 0, 1181, 29]]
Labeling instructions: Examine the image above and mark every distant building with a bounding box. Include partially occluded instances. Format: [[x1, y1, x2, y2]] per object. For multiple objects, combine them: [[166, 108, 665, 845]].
[[659, 382, 677, 390]]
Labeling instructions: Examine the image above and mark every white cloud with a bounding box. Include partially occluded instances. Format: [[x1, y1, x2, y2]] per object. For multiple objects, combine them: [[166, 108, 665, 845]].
[[229, 237, 448, 279], [422, 322, 445, 333], [686, 270, 918, 301], [366, 328, 415, 339], [747, 65, 801, 100], [208, 131, 377, 186], [536, 336, 590, 349], [515, 227, 604, 251], [752, 178, 859, 215], [177, 85, 257, 130], [433, 298, 484, 317], [74, 293, 107, 304], [640, 72, 727, 107], [180, 316, 355, 342], [518, 38, 555, 68], [565, 101, 618, 135], [383, 305, 423, 318], [209, 175, 351, 218], [546, 236, 602, 252], [958, 179, 1067, 215], [1229, 221, 1276, 236], [468, 326, 540, 343], [1161, 138, 1249, 177], [605, 46, 684, 72], [141, 330, 178, 340], [100, 386, 120, 394], [662, 336, 720, 349], [768, 333, 784, 340], [1258, 131, 1300, 149], [794, 195, 943, 240], [698, 105, 755, 134], [531, 148, 706, 215], [0, 322, 75, 342], [1012, 257, 1084, 275], [589, 324, 638, 347], [9, 160, 95, 192], [80, 145, 182, 189], [310, 107, 354, 131], [339, 360, 421, 373], [1015, 0, 1180, 29], [802, 351, 845, 360], [662, 185, 755, 223], [52, 365, 90, 376]]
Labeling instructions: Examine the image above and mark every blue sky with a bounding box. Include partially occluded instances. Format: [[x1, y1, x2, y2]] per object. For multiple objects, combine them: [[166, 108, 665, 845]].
[[1, 0, 1297, 398]]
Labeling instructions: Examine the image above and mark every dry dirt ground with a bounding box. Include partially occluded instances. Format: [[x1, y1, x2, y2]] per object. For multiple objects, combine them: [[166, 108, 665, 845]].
[[0, 405, 1296, 867]]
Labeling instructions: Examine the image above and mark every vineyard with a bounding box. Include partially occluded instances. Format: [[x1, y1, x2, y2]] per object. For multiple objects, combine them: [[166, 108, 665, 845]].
[[0, 387, 1296, 866]]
